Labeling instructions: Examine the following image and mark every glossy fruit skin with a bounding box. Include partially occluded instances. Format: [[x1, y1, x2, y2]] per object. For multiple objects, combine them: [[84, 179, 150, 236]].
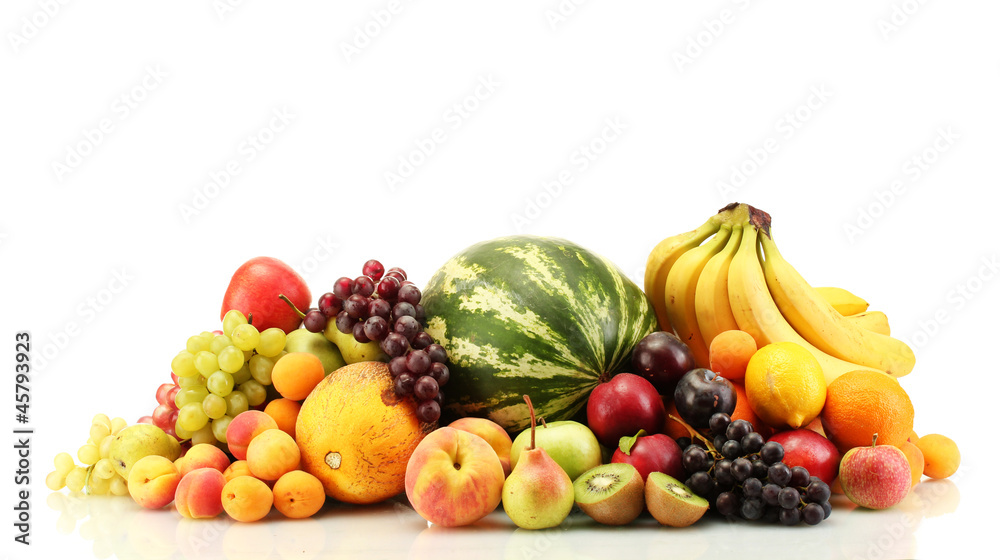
[[221, 257, 311, 334], [610, 433, 684, 482], [673, 368, 736, 429], [767, 429, 840, 486], [587, 373, 666, 448], [631, 331, 696, 396], [421, 236, 658, 433]]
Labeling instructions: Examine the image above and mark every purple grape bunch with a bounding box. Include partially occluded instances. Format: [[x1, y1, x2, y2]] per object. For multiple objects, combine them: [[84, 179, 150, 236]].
[[303, 259, 449, 423]]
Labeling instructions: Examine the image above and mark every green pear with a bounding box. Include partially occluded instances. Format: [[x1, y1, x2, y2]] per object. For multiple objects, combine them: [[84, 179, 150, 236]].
[[108, 424, 181, 478], [510, 420, 601, 482], [323, 318, 387, 364], [285, 328, 346, 374], [502, 396, 575, 530]]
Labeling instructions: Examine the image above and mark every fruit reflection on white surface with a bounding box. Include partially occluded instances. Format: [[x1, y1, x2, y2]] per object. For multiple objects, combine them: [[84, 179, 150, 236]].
[[44, 478, 959, 560]]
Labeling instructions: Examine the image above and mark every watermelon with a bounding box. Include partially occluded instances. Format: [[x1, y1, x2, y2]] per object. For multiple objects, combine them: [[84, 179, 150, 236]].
[[422, 235, 658, 433]]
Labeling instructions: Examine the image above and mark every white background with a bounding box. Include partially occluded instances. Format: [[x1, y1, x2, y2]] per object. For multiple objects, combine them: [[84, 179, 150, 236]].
[[3, 1, 998, 559]]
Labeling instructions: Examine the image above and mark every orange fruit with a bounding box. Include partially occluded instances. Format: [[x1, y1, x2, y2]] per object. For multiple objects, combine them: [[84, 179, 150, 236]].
[[709, 330, 757, 381], [295, 361, 433, 504], [915, 434, 960, 479], [731, 382, 773, 439], [271, 353, 325, 401], [661, 399, 691, 441], [744, 342, 826, 429], [819, 370, 914, 454]]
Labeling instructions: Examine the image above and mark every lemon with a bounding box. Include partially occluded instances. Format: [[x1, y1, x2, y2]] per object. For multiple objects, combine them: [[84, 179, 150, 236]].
[[744, 342, 826, 429]]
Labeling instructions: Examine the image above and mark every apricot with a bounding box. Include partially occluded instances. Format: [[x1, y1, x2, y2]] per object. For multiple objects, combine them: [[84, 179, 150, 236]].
[[223, 460, 252, 483], [915, 434, 960, 479], [226, 410, 279, 460], [271, 353, 325, 401], [709, 330, 756, 381], [264, 398, 301, 439], [127, 455, 180, 509], [247, 429, 301, 481], [175, 443, 230, 477], [272, 470, 326, 519], [222, 475, 273, 522], [175, 468, 227, 519]]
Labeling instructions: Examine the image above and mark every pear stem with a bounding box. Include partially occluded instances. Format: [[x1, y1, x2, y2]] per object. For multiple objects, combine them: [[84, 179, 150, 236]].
[[539, 417, 547, 429], [524, 395, 536, 451], [278, 294, 307, 319]]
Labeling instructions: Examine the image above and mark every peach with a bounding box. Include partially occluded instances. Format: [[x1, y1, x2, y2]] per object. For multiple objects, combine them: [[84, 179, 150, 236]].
[[247, 429, 301, 481], [127, 455, 181, 510], [226, 410, 279, 460], [222, 475, 273, 522], [272, 470, 326, 519], [448, 417, 514, 477], [223, 460, 252, 483], [175, 443, 231, 478], [175, 468, 227, 519], [404, 427, 505, 527]]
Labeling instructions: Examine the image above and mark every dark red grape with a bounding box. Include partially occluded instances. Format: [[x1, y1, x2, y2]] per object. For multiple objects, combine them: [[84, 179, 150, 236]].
[[377, 276, 400, 301], [368, 298, 391, 320], [354, 276, 375, 297], [425, 343, 447, 364], [802, 503, 824, 525], [433, 389, 444, 405], [394, 316, 421, 341], [709, 413, 732, 437], [725, 419, 753, 442], [741, 497, 765, 520], [789, 466, 811, 488], [394, 373, 415, 395], [388, 356, 409, 377], [381, 333, 409, 358], [414, 303, 425, 322], [398, 284, 421, 305], [405, 350, 430, 375], [416, 399, 440, 423], [760, 441, 784, 465], [778, 487, 800, 509], [363, 316, 389, 341], [391, 302, 416, 320], [805, 481, 831, 503], [779, 507, 801, 526], [731, 457, 752, 481], [762, 483, 781, 505], [343, 294, 369, 319], [768, 462, 792, 487], [411, 331, 433, 350], [352, 322, 370, 343], [716, 492, 738, 516], [303, 310, 327, 333], [336, 311, 355, 334], [741, 432, 764, 454], [333, 277, 354, 300], [721, 440, 742, 460], [743, 477, 763, 497], [428, 362, 449, 387], [386, 267, 407, 281], [362, 259, 384, 281], [414, 376, 439, 401]]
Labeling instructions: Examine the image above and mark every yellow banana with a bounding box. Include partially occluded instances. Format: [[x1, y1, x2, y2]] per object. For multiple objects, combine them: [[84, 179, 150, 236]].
[[645, 218, 722, 332], [727, 223, 884, 385], [694, 224, 743, 349], [759, 233, 915, 377], [844, 311, 891, 336], [815, 287, 869, 316], [663, 225, 733, 367]]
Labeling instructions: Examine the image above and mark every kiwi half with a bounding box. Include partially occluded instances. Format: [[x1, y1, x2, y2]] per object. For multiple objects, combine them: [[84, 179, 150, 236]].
[[573, 463, 644, 525], [645, 472, 709, 527]]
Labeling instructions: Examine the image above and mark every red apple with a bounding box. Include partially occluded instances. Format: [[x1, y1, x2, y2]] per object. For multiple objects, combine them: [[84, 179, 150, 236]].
[[839, 435, 911, 510], [610, 431, 684, 482], [587, 373, 666, 448], [768, 429, 840, 486], [221, 257, 311, 334]]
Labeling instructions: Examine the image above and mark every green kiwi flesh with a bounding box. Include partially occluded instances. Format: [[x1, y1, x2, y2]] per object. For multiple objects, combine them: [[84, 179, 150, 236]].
[[572, 463, 644, 525], [645, 472, 709, 527]]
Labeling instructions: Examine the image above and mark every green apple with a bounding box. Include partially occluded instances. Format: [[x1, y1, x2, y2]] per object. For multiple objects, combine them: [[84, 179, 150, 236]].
[[284, 329, 346, 375], [323, 318, 387, 364], [510, 421, 602, 482]]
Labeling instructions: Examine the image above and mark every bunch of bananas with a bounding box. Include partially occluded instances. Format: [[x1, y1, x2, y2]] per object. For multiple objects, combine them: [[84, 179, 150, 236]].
[[645, 203, 915, 384]]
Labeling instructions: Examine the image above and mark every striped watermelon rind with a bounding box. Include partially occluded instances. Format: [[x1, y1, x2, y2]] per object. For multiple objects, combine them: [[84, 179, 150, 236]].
[[422, 235, 657, 433]]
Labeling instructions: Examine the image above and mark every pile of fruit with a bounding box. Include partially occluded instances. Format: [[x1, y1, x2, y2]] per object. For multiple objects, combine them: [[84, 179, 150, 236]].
[[46, 203, 960, 532]]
